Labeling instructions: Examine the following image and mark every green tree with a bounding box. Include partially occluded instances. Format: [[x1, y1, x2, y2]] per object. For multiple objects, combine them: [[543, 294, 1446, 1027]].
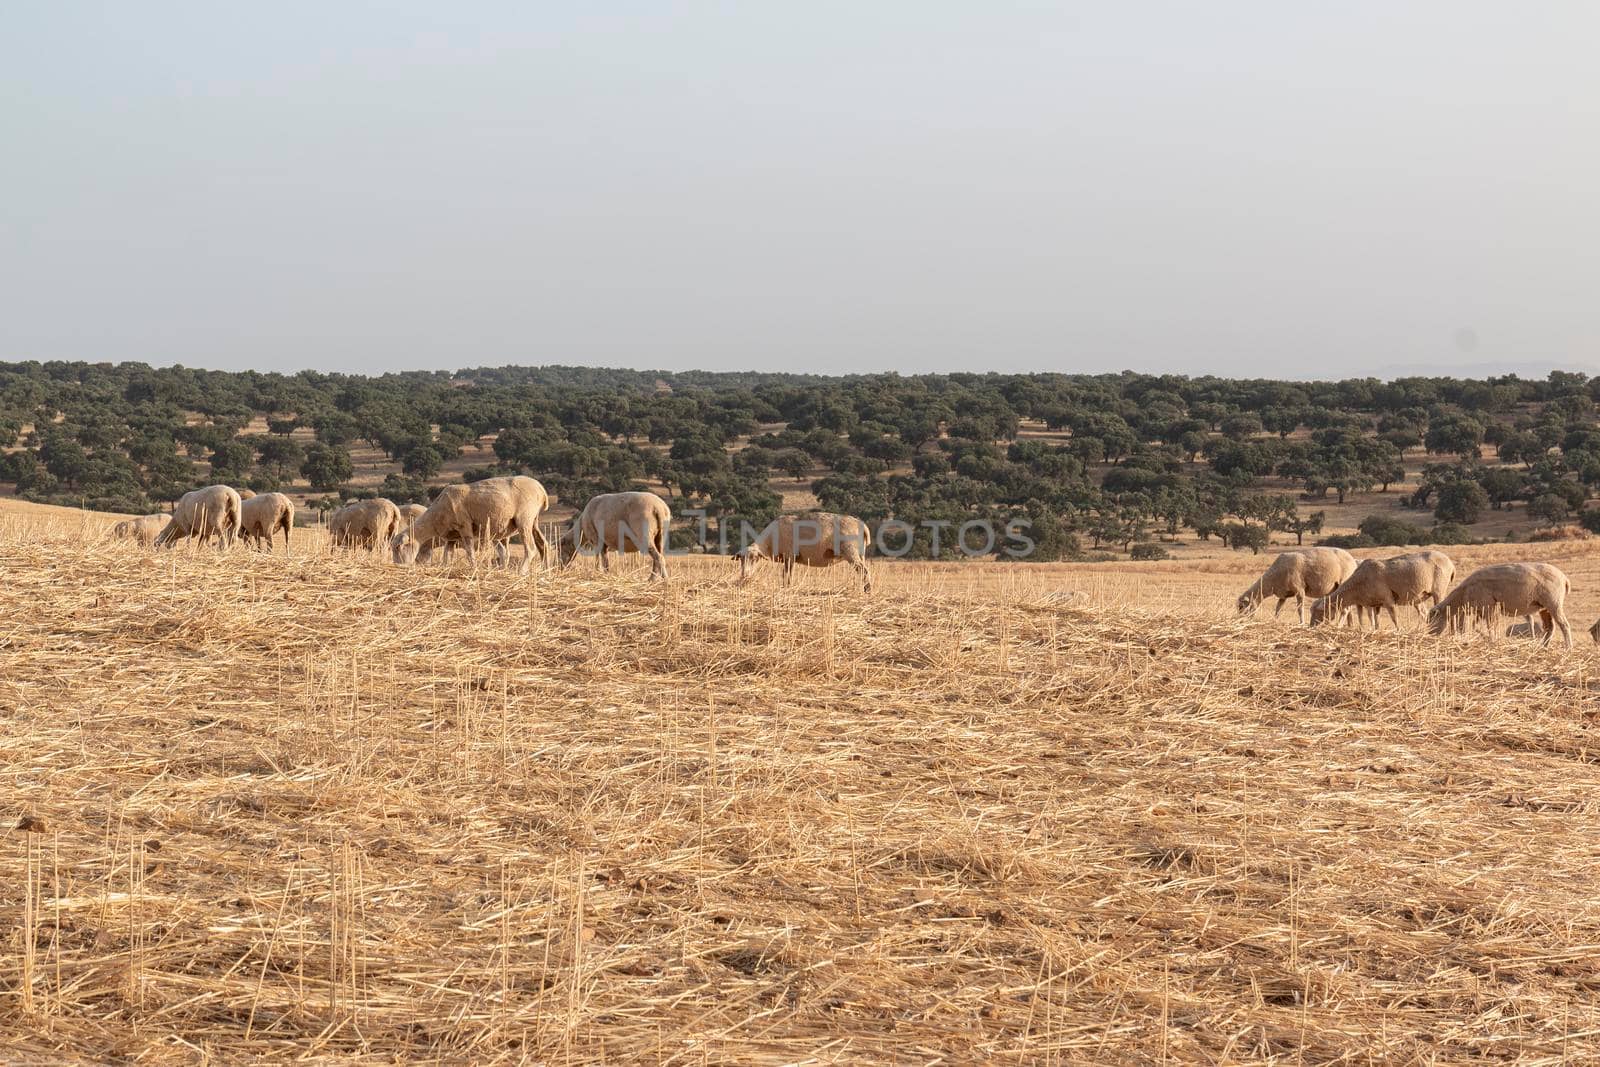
[[1528, 493, 1571, 524], [254, 435, 305, 484], [1434, 481, 1488, 525], [209, 439, 255, 482], [301, 443, 354, 492], [1425, 414, 1485, 459]]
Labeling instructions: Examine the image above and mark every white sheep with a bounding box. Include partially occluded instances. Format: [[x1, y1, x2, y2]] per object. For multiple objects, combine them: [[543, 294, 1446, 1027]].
[[330, 498, 402, 553], [397, 502, 426, 530], [735, 513, 873, 592], [240, 492, 295, 553], [559, 491, 672, 580], [390, 502, 465, 562], [153, 485, 243, 551], [1236, 547, 1357, 623], [1309, 550, 1455, 630], [109, 513, 170, 547], [392, 475, 551, 574], [1427, 562, 1573, 648]]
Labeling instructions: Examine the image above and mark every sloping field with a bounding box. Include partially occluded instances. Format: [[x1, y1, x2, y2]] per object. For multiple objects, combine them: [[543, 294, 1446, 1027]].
[[4, 503, 1600, 1062]]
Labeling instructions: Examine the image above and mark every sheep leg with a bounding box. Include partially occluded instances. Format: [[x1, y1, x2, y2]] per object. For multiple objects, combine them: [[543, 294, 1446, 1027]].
[[847, 551, 872, 593], [1545, 609, 1572, 649], [1385, 605, 1399, 631], [1273, 598, 1286, 618], [647, 544, 667, 582], [1295, 595, 1305, 625], [599, 545, 611, 572], [527, 523, 551, 569]]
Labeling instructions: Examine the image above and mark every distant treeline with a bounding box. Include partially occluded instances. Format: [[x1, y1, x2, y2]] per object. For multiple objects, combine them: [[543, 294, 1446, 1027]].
[[3, 360, 1599, 559]]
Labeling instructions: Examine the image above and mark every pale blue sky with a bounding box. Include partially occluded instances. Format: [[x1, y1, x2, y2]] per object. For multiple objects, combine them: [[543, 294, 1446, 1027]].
[[2, 3, 1596, 377]]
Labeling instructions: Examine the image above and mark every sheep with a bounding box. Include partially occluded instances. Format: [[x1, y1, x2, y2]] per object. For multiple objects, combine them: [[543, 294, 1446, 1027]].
[[1236, 547, 1357, 623], [240, 492, 295, 553], [735, 512, 873, 592], [392, 475, 551, 574], [558, 491, 671, 581], [237, 489, 256, 500], [153, 485, 243, 551], [109, 513, 171, 547], [1309, 550, 1455, 630], [397, 502, 426, 530], [389, 501, 465, 562], [1427, 562, 1573, 648], [330, 498, 402, 553]]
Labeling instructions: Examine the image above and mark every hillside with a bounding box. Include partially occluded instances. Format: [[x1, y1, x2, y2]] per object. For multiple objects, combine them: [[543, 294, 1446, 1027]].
[[5, 362, 1600, 561], [5, 500, 1600, 1061]]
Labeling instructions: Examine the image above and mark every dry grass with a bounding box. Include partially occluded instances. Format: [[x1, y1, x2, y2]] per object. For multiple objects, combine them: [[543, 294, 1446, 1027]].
[[1528, 524, 1593, 543], [6, 501, 1600, 1063]]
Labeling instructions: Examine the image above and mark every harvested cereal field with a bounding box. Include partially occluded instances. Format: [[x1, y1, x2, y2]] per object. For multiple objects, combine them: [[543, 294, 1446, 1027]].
[[5, 500, 1600, 1063]]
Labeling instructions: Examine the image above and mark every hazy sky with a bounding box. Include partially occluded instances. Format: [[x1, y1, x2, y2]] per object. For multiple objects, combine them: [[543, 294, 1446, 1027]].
[[3, 3, 1597, 378]]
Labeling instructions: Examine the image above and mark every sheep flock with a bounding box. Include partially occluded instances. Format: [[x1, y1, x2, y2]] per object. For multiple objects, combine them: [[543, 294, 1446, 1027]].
[[113, 475, 1600, 648]]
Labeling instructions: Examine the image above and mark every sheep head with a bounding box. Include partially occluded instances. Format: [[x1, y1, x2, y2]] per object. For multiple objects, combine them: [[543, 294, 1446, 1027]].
[[1425, 604, 1449, 636], [557, 525, 580, 567], [736, 543, 768, 584], [391, 532, 421, 566]]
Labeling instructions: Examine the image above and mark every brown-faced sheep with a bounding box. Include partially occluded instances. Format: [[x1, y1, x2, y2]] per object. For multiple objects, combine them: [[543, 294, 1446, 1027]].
[[330, 498, 402, 553], [1236, 547, 1357, 623], [240, 492, 295, 553], [392, 476, 550, 574], [154, 485, 243, 551], [109, 513, 171, 547], [559, 491, 672, 580], [1427, 562, 1573, 648], [735, 513, 873, 592], [1309, 550, 1455, 630]]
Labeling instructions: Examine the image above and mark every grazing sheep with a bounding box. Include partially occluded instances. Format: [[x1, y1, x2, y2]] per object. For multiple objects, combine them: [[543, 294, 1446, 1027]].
[[397, 502, 426, 530], [240, 492, 295, 553], [390, 502, 462, 561], [735, 512, 873, 592], [330, 498, 402, 553], [1427, 562, 1573, 648], [154, 485, 243, 551], [392, 475, 551, 574], [1309, 550, 1455, 630], [109, 513, 171, 547], [559, 491, 672, 580], [1236, 547, 1358, 623]]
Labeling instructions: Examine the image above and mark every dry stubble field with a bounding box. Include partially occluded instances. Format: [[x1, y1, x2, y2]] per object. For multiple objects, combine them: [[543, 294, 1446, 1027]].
[[5, 500, 1600, 1064]]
